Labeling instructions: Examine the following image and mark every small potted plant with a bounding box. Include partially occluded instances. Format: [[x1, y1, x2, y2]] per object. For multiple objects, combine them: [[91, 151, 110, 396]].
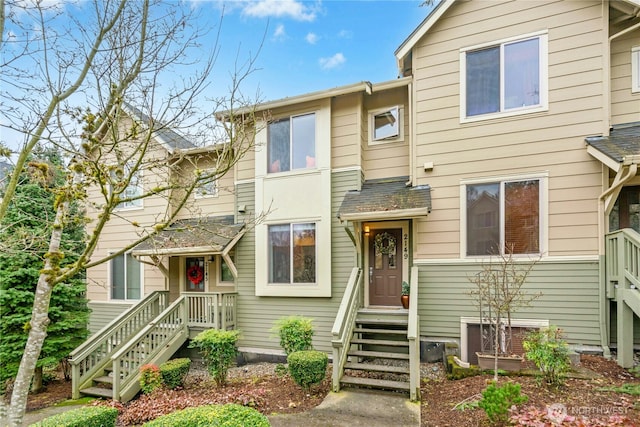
[[401, 281, 410, 309]]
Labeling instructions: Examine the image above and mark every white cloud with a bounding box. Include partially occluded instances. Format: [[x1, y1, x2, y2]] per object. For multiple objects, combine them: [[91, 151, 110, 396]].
[[305, 32, 318, 44], [273, 24, 286, 40], [337, 29, 352, 39], [242, 0, 319, 22], [319, 53, 345, 70]]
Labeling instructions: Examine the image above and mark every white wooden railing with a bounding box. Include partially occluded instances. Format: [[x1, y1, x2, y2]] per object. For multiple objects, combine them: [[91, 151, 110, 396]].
[[183, 292, 237, 329], [407, 266, 420, 401], [331, 267, 363, 392], [69, 291, 169, 399]]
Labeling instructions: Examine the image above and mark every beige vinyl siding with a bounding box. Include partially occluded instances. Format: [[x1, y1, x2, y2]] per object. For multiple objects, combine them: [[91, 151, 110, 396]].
[[417, 260, 601, 346], [411, 0, 605, 259], [610, 29, 640, 125], [362, 87, 410, 180], [234, 170, 359, 352], [331, 93, 361, 170], [236, 134, 256, 183], [87, 301, 134, 334]]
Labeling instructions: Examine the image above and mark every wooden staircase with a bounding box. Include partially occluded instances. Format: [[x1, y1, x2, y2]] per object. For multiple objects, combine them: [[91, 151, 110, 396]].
[[340, 309, 411, 392]]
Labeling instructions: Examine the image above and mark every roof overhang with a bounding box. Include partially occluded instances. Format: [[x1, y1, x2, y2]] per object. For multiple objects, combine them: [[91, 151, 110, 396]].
[[338, 176, 432, 223], [585, 122, 640, 173]]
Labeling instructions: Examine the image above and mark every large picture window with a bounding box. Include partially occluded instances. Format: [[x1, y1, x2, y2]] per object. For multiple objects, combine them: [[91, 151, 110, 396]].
[[462, 33, 547, 119], [268, 113, 316, 173], [268, 223, 316, 284], [466, 179, 540, 256], [111, 252, 141, 300]]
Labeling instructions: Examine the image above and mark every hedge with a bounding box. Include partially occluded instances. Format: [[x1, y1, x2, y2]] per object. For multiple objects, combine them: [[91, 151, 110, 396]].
[[142, 404, 270, 427], [29, 406, 118, 427], [287, 350, 328, 389], [160, 358, 191, 389]]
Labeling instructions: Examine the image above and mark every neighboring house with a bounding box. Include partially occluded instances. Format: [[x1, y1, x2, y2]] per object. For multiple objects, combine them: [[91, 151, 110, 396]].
[[72, 0, 640, 403]]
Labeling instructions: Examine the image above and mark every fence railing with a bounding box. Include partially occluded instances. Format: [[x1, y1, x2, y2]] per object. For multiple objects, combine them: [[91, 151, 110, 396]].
[[606, 228, 640, 298], [69, 291, 169, 399], [183, 292, 237, 330]]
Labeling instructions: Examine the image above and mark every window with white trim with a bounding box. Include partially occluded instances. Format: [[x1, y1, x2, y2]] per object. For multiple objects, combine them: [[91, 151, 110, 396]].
[[465, 179, 541, 256], [632, 46, 639, 93], [195, 171, 218, 199], [268, 223, 316, 284], [461, 33, 548, 119], [112, 165, 143, 210], [268, 113, 316, 173], [369, 106, 403, 144], [110, 252, 141, 300]]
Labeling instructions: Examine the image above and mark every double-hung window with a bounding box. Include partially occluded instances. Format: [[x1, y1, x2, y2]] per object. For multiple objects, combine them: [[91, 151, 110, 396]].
[[268, 113, 316, 173], [461, 32, 548, 120], [112, 165, 143, 210], [111, 252, 141, 300], [268, 223, 316, 284], [465, 178, 542, 256]]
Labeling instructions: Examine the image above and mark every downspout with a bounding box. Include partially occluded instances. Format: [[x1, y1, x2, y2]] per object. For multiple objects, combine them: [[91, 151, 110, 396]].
[[406, 80, 415, 187]]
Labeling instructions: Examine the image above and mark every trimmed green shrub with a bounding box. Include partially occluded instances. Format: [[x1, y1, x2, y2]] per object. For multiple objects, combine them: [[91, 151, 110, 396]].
[[479, 381, 528, 426], [189, 329, 240, 386], [287, 350, 328, 389], [272, 316, 314, 356], [523, 326, 571, 386], [30, 406, 118, 427], [142, 403, 270, 427], [160, 358, 191, 389], [139, 363, 162, 394]]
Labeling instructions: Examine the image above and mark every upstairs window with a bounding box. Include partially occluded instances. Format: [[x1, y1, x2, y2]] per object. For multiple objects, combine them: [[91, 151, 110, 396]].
[[461, 32, 548, 120], [369, 106, 403, 144], [112, 165, 143, 210], [195, 171, 217, 199], [632, 46, 639, 93], [111, 252, 141, 300], [268, 223, 316, 284], [465, 179, 541, 256], [268, 113, 316, 173]]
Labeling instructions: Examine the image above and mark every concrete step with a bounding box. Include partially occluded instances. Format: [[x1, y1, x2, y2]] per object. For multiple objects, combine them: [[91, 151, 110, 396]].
[[340, 375, 410, 391], [347, 350, 410, 360], [351, 338, 409, 347], [80, 386, 113, 399], [344, 362, 410, 374]]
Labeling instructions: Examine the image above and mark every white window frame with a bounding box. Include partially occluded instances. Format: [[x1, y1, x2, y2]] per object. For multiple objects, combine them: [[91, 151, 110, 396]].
[[460, 31, 549, 123], [112, 166, 144, 211], [632, 46, 640, 93], [109, 251, 143, 301], [195, 170, 218, 199], [368, 105, 404, 145], [460, 172, 548, 259], [218, 254, 235, 286], [268, 222, 317, 285], [267, 112, 317, 174]]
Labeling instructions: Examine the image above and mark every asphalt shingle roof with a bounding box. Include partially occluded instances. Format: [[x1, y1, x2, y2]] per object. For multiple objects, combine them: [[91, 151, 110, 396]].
[[338, 176, 431, 220], [123, 103, 196, 152], [585, 122, 640, 163]]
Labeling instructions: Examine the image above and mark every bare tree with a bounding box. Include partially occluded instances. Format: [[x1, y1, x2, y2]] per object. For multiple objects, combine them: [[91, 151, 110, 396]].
[[1, 1, 263, 424]]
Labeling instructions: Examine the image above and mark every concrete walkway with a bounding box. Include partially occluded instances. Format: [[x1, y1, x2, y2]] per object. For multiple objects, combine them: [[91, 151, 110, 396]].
[[268, 389, 420, 427], [4, 389, 420, 427]]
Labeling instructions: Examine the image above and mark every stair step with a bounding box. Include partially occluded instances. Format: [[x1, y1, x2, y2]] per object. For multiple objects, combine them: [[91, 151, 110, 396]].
[[351, 338, 409, 347], [340, 375, 410, 391], [353, 327, 407, 335], [355, 318, 408, 326], [80, 386, 113, 398], [347, 350, 410, 360], [344, 362, 410, 374], [93, 376, 113, 385]]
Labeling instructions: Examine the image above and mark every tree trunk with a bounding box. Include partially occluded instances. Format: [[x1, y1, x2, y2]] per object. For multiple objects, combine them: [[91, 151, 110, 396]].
[[7, 201, 67, 427]]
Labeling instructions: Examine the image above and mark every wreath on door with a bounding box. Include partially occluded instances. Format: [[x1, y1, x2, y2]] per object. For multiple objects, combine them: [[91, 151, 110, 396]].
[[374, 232, 397, 255], [187, 265, 204, 285]]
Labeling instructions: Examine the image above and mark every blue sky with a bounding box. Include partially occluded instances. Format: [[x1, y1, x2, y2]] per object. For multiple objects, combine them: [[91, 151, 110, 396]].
[[199, 0, 433, 102]]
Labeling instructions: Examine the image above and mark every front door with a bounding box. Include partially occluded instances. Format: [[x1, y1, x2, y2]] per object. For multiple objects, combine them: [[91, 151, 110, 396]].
[[369, 228, 403, 306], [185, 257, 205, 292], [610, 186, 640, 234]]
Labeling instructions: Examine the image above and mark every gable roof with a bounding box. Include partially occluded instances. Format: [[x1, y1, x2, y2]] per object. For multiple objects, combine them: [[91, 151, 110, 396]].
[[586, 122, 640, 171], [338, 176, 431, 221], [122, 103, 196, 153]]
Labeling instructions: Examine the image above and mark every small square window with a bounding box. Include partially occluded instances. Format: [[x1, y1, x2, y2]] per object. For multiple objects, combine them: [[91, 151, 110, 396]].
[[369, 106, 403, 144], [195, 171, 217, 199]]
